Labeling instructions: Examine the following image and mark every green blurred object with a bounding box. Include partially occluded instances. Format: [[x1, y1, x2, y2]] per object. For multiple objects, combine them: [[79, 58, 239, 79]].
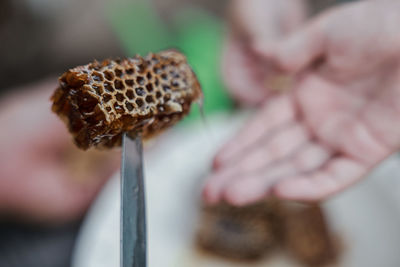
[[106, 1, 233, 122], [173, 10, 233, 122], [106, 0, 174, 55]]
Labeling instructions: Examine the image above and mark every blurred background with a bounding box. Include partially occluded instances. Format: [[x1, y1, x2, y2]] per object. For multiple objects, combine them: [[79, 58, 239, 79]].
[[0, 0, 230, 266], [1, 0, 399, 267]]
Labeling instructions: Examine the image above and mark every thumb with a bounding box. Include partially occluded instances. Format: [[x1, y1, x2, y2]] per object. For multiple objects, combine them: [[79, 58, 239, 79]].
[[253, 18, 325, 73]]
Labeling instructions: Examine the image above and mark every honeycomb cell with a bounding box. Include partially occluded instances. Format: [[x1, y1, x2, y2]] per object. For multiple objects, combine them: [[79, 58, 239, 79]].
[[115, 93, 125, 102], [114, 103, 125, 114], [126, 68, 134, 75], [145, 84, 153, 93], [153, 66, 161, 74], [136, 76, 145, 85], [135, 98, 144, 107], [171, 80, 179, 87], [115, 68, 123, 78], [125, 79, 134, 87], [114, 79, 124, 90], [104, 71, 114, 81], [92, 72, 103, 82], [162, 85, 170, 92], [135, 87, 145, 96], [145, 95, 154, 103], [104, 81, 114, 92], [136, 63, 146, 73], [125, 102, 134, 111], [103, 94, 112, 103], [51, 49, 202, 149], [126, 90, 134, 99], [92, 84, 103, 95]]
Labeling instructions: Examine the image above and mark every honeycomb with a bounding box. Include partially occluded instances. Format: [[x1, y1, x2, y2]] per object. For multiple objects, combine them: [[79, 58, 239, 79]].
[[197, 200, 338, 265], [51, 50, 202, 150], [197, 201, 280, 260]]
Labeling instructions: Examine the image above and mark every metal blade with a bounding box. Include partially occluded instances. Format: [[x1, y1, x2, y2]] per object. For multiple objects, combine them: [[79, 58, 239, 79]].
[[121, 133, 147, 267]]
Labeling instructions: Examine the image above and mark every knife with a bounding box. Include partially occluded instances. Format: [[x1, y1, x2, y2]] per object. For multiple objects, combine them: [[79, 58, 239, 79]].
[[121, 133, 147, 267]]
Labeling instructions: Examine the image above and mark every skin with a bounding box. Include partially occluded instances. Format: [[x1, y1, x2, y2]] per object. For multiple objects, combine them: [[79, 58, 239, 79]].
[[0, 79, 119, 223], [203, 0, 400, 206], [222, 0, 307, 105]]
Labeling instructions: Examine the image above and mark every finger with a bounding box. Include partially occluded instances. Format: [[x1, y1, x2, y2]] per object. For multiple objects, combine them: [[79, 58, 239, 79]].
[[247, 0, 308, 49], [253, 16, 325, 73], [221, 36, 272, 105], [230, 0, 281, 42], [222, 143, 331, 206], [239, 122, 311, 170], [319, 115, 389, 165], [273, 157, 368, 201], [204, 120, 309, 204], [214, 95, 295, 168], [202, 166, 240, 205], [294, 74, 390, 165]]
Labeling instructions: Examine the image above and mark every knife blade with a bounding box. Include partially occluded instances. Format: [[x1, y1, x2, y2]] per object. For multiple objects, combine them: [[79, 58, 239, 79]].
[[121, 133, 147, 267]]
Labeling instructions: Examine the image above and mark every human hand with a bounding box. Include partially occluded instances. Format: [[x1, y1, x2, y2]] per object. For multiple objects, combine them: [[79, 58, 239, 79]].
[[222, 0, 307, 105], [0, 80, 119, 223], [204, 0, 400, 205]]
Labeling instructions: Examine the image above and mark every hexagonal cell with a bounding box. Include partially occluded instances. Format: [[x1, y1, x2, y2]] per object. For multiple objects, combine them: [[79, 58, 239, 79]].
[[162, 85, 170, 92], [92, 72, 104, 82], [125, 101, 134, 112], [135, 87, 145, 96], [136, 63, 146, 73], [126, 89, 134, 99], [115, 68, 123, 78], [136, 76, 145, 85], [153, 66, 162, 74], [113, 102, 125, 114], [92, 84, 103, 95], [104, 70, 114, 81], [125, 79, 134, 87], [145, 95, 155, 103], [145, 83, 154, 93], [135, 98, 144, 107], [115, 93, 125, 102], [102, 94, 112, 103], [126, 68, 134, 75], [104, 81, 115, 92], [114, 79, 125, 90], [171, 80, 180, 87]]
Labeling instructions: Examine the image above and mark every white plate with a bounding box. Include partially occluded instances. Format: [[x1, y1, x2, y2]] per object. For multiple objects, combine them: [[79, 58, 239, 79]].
[[72, 114, 400, 267]]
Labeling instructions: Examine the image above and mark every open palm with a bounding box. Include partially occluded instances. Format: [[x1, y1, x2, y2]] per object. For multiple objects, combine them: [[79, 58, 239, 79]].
[[203, 0, 400, 205]]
